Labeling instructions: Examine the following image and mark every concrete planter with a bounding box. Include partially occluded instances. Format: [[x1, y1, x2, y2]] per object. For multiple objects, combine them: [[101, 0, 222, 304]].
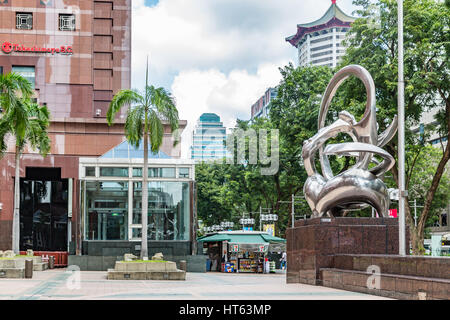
[[107, 260, 186, 280]]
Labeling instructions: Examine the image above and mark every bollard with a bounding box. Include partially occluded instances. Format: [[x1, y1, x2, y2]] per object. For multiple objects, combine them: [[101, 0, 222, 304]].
[[418, 291, 427, 300], [179, 260, 187, 272], [25, 259, 33, 279], [48, 256, 55, 269]]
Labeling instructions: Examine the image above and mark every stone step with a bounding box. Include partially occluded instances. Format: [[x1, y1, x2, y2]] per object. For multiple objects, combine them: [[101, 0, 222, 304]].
[[320, 268, 450, 300]]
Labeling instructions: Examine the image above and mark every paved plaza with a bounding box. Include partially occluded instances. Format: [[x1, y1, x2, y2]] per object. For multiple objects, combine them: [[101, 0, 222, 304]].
[[0, 269, 391, 300]]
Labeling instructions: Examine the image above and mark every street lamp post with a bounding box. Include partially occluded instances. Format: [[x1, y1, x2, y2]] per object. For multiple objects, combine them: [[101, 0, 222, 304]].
[[239, 217, 255, 230], [260, 213, 278, 235]]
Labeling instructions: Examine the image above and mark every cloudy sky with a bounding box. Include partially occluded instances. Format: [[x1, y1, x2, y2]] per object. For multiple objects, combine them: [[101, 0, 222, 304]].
[[131, 0, 359, 158]]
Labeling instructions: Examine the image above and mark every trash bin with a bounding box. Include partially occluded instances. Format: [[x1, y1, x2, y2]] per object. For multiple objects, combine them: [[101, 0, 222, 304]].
[[269, 261, 276, 273], [48, 256, 55, 269], [179, 260, 187, 272], [206, 259, 211, 271], [25, 259, 33, 279]]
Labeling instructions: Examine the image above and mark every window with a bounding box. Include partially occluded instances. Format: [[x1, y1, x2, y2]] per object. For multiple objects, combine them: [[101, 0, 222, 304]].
[[310, 36, 332, 45], [148, 167, 176, 178], [311, 44, 333, 52], [16, 13, 33, 30], [12, 66, 35, 89], [0, 66, 3, 75], [178, 167, 190, 178], [59, 14, 75, 31], [132, 181, 190, 240], [99, 167, 128, 177], [84, 181, 128, 240], [85, 167, 96, 177], [132, 167, 142, 177]]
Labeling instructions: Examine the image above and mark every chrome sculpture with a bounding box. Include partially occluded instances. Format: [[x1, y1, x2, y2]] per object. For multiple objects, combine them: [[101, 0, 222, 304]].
[[302, 65, 397, 217]]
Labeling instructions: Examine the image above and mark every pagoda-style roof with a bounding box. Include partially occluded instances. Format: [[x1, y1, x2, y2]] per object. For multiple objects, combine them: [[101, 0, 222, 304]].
[[286, 1, 356, 47]]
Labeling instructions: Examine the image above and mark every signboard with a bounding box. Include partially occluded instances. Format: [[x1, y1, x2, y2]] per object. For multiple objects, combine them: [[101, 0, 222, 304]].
[[263, 224, 275, 236], [230, 244, 239, 252], [2, 41, 73, 55], [389, 209, 398, 218], [258, 245, 266, 253], [243, 226, 253, 231]]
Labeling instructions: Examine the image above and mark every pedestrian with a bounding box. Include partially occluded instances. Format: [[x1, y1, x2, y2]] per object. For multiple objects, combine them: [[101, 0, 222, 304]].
[[280, 251, 287, 270]]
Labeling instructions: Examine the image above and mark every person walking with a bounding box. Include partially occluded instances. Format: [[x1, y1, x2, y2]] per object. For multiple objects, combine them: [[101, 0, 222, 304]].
[[280, 252, 287, 270]]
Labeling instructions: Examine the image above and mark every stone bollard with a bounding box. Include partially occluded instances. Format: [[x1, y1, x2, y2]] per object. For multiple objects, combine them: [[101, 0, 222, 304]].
[[25, 259, 33, 279], [48, 256, 55, 269], [179, 260, 187, 272], [418, 291, 427, 300]]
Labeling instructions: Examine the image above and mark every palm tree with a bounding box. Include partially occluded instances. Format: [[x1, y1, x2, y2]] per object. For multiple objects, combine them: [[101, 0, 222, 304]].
[[0, 76, 51, 253], [107, 60, 179, 260]]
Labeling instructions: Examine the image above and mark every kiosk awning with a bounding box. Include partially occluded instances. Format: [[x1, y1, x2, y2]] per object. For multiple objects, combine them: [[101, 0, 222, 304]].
[[198, 233, 286, 245]]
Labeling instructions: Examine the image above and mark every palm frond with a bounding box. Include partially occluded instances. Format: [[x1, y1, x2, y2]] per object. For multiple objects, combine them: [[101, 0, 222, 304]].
[[107, 89, 143, 126], [147, 85, 179, 132], [124, 105, 145, 148], [23, 102, 51, 156], [148, 109, 164, 153]]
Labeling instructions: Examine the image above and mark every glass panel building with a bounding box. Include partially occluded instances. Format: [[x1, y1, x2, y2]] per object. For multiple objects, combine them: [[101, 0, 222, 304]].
[[76, 140, 198, 267], [190, 113, 230, 161]]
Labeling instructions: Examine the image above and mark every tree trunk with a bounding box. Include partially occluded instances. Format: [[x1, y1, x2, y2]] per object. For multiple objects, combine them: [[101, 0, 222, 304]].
[[141, 131, 149, 260], [12, 146, 20, 254]]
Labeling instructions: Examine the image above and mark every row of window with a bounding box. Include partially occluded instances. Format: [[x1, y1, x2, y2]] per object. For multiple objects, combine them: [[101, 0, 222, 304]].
[[311, 56, 333, 64], [16, 12, 75, 31], [85, 167, 190, 178]]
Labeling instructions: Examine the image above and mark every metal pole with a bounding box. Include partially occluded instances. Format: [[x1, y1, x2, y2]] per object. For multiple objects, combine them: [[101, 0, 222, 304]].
[[259, 206, 262, 231], [291, 194, 295, 227], [398, 0, 406, 256], [414, 199, 417, 227]]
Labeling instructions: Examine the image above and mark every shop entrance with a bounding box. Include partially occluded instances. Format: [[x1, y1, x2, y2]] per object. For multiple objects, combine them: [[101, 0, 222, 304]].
[[19, 167, 68, 252]]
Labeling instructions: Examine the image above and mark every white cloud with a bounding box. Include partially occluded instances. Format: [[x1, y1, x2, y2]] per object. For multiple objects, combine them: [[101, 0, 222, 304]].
[[172, 62, 285, 157], [131, 0, 358, 158]]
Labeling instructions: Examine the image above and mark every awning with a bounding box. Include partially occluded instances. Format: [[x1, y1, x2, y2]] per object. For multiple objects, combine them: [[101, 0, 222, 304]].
[[197, 233, 232, 242], [198, 233, 286, 245]]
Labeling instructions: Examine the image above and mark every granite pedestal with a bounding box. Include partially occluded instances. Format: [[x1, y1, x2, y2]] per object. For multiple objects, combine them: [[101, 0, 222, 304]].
[[286, 217, 408, 285]]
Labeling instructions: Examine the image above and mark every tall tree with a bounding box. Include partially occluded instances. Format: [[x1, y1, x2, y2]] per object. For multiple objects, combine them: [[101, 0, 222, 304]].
[[340, 0, 450, 253], [0, 91, 51, 253], [107, 60, 179, 260]]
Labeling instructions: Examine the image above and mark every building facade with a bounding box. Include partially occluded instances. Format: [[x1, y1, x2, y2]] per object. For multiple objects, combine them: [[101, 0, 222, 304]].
[[0, 1, 202, 270], [250, 87, 277, 120], [191, 113, 229, 161], [285, 0, 355, 68]]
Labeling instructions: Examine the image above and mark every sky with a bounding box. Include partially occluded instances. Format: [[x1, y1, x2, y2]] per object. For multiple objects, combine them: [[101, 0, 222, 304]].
[[131, 0, 359, 158]]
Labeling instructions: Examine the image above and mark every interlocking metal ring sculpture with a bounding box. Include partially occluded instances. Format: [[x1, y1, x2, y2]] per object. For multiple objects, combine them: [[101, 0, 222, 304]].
[[302, 65, 398, 217]]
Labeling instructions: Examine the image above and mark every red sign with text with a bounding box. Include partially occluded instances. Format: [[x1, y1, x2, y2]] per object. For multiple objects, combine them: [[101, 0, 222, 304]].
[[2, 42, 73, 55]]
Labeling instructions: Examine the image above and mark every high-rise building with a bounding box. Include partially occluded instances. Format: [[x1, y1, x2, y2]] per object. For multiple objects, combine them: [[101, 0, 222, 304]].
[[191, 113, 228, 161], [286, 0, 356, 68], [0, 1, 198, 267], [250, 87, 277, 120]]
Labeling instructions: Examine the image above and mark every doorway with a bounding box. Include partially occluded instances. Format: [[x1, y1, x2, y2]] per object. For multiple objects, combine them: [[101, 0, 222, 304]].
[[19, 167, 68, 251]]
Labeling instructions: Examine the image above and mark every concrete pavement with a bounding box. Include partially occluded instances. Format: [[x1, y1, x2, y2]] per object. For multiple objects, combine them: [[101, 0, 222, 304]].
[[0, 269, 392, 300]]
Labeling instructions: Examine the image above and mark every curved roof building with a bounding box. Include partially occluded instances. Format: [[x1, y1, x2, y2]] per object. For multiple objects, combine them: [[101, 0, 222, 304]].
[[286, 0, 356, 68]]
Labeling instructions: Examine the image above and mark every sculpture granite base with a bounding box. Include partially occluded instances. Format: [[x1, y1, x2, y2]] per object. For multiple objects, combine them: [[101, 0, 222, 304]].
[[107, 260, 186, 280], [286, 217, 408, 285]]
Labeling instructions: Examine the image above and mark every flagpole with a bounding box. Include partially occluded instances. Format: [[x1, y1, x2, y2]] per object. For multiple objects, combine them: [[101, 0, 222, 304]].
[[397, 0, 406, 256]]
